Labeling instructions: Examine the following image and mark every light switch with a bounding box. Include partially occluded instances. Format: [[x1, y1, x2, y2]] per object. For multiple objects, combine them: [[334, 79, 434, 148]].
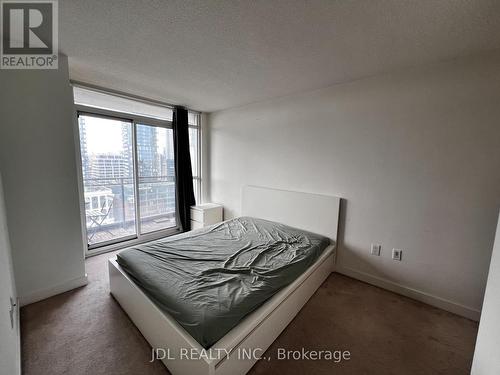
[[371, 243, 381, 256]]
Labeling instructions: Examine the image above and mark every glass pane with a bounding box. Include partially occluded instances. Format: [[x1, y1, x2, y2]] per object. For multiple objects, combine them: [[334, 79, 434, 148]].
[[188, 111, 198, 126], [193, 178, 200, 205], [188, 127, 199, 177], [136, 124, 176, 233], [78, 114, 137, 246]]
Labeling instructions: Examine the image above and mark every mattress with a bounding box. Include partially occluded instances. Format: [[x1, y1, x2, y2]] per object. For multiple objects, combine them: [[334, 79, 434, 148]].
[[116, 216, 330, 348]]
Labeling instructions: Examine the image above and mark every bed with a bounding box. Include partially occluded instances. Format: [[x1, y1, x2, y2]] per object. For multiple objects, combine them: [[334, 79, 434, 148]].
[[108, 185, 340, 375]]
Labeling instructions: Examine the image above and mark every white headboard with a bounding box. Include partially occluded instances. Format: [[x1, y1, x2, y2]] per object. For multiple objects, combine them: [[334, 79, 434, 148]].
[[241, 185, 340, 244]]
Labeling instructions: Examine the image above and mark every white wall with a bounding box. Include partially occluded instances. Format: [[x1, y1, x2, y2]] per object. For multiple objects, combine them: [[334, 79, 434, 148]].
[[207, 52, 500, 319], [0, 55, 87, 305], [472, 212, 500, 374]]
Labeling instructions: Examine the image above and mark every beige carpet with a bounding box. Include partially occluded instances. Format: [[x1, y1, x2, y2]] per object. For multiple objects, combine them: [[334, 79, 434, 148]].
[[21, 251, 478, 375]]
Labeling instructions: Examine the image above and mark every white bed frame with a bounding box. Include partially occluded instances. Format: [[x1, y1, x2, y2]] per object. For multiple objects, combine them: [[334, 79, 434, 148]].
[[109, 185, 340, 375]]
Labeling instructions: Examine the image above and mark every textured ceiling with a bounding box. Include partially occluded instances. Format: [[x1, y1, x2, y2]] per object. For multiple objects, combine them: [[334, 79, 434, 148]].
[[60, 0, 500, 112]]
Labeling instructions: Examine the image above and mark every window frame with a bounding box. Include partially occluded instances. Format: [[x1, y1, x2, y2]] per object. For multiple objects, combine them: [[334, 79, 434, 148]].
[[75, 104, 201, 257]]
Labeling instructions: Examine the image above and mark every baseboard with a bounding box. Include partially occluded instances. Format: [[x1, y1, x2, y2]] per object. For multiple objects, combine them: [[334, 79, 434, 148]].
[[19, 274, 88, 307], [334, 265, 480, 321]]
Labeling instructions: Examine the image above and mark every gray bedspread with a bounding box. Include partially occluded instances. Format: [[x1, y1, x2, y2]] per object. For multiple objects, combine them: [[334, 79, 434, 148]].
[[116, 216, 330, 348]]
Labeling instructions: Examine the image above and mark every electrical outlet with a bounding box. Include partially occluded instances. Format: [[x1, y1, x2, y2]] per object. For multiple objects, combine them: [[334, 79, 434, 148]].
[[371, 243, 381, 256], [392, 248, 402, 261]]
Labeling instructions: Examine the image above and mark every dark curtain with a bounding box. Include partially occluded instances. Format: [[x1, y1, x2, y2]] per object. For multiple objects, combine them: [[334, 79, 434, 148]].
[[173, 106, 196, 231]]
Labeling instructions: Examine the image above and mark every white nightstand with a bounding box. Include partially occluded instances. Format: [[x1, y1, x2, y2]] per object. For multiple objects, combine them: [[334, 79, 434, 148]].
[[190, 203, 223, 229]]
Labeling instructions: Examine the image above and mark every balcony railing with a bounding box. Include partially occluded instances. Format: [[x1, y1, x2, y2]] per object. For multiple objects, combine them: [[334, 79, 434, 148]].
[[83, 176, 176, 246]]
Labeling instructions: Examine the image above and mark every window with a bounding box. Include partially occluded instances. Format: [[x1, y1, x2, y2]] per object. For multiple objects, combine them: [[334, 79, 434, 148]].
[[74, 87, 201, 252], [188, 112, 201, 201]]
